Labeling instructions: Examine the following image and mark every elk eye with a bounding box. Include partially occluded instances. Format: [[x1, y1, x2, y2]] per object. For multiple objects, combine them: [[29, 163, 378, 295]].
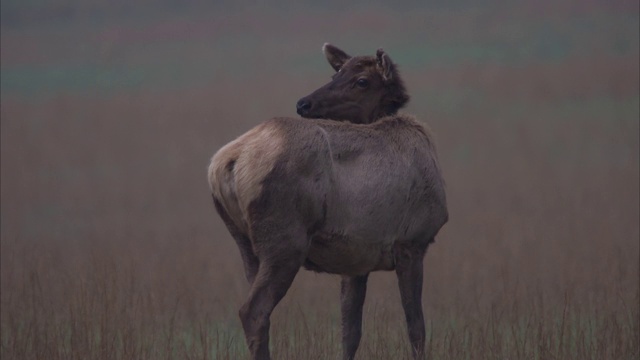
[[356, 78, 369, 88]]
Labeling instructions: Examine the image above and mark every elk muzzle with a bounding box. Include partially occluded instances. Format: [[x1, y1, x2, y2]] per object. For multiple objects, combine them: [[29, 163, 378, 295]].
[[296, 98, 312, 116]]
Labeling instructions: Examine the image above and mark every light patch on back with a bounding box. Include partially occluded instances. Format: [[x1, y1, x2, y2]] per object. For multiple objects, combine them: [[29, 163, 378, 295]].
[[208, 122, 284, 232]]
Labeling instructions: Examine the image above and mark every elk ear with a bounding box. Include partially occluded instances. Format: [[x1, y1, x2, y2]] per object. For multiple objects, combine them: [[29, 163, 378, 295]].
[[323, 43, 351, 72], [376, 48, 393, 82]]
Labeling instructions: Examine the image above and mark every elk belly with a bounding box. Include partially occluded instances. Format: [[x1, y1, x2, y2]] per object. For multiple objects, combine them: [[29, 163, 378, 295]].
[[304, 232, 395, 276]]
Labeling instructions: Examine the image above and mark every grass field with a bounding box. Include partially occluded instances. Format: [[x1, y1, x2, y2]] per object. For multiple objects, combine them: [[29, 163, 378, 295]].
[[1, 1, 639, 359]]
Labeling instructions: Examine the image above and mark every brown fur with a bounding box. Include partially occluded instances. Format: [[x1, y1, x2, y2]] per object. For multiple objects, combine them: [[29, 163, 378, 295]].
[[208, 122, 285, 235], [209, 44, 448, 360]]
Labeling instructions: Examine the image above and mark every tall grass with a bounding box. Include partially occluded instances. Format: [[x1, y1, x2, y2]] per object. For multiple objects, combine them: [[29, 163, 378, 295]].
[[1, 239, 637, 359]]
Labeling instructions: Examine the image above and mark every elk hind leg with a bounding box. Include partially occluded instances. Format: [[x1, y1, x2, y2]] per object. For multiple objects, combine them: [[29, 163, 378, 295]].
[[213, 196, 259, 283], [239, 228, 306, 360]]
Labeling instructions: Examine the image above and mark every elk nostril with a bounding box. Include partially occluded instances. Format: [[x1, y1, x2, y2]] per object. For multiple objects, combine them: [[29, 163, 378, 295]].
[[296, 99, 312, 114]]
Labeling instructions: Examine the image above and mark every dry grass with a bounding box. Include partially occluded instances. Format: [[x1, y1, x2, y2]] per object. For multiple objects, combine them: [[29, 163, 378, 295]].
[[1, 2, 638, 359]]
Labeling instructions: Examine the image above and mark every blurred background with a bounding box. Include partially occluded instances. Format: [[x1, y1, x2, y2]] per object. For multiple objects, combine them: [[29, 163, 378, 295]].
[[1, 1, 638, 359]]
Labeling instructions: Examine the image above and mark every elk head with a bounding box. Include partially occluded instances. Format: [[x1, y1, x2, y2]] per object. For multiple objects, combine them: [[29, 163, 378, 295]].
[[296, 43, 410, 124]]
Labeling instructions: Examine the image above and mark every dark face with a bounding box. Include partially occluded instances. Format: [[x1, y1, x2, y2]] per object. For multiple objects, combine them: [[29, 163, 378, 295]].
[[296, 44, 409, 124], [297, 58, 387, 124]]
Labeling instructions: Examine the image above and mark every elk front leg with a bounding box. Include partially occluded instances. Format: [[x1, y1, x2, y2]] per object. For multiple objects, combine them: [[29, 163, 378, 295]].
[[395, 240, 430, 360], [340, 274, 369, 360]]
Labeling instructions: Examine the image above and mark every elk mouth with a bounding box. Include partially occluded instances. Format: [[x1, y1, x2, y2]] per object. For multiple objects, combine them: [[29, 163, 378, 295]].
[[296, 97, 352, 121], [296, 95, 368, 123], [296, 98, 314, 117]]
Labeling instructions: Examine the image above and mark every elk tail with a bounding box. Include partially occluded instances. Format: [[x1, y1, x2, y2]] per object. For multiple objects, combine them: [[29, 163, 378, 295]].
[[208, 145, 245, 232]]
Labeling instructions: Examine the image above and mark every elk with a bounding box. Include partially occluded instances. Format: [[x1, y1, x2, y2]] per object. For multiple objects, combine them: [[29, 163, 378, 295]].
[[208, 43, 448, 360]]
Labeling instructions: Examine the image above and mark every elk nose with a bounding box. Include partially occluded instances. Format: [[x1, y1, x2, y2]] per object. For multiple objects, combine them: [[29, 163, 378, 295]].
[[296, 98, 312, 115]]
